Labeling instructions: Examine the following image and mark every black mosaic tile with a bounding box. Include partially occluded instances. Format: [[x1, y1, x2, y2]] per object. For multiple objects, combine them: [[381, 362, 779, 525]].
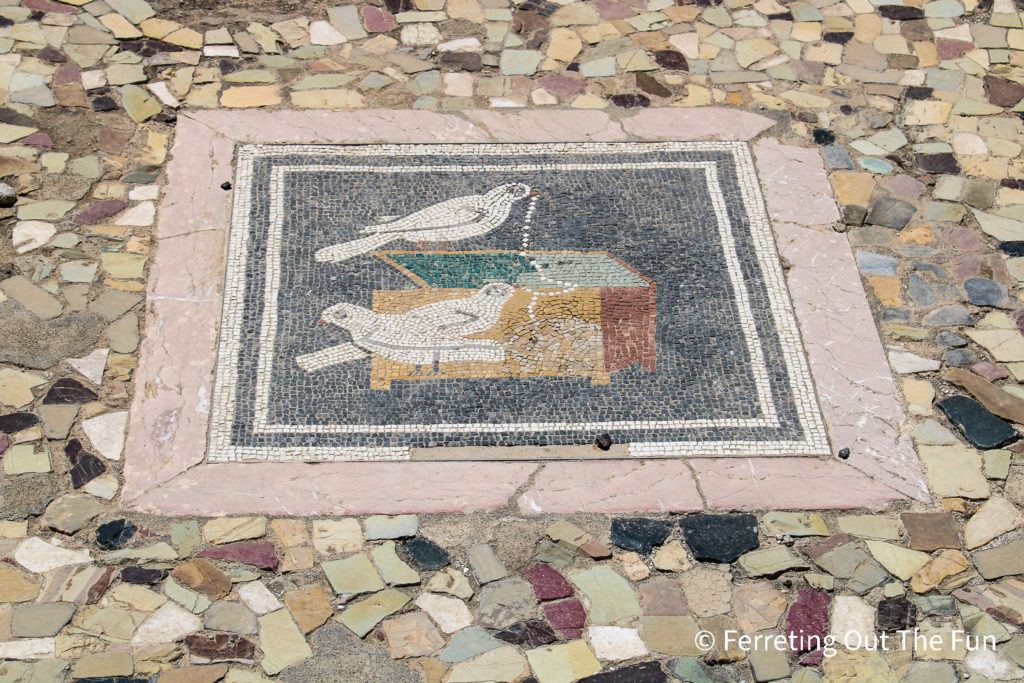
[[610, 518, 674, 556], [877, 596, 917, 632], [580, 662, 669, 683], [493, 619, 558, 647], [402, 537, 450, 570]]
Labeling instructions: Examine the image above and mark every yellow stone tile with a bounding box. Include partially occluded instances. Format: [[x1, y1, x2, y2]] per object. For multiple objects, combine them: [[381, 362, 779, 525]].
[[139, 18, 179, 40], [221, 85, 282, 108]]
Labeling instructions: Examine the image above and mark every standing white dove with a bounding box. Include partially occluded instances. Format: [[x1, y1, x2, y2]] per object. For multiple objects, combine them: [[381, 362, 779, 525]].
[[296, 282, 516, 372], [315, 183, 536, 263]]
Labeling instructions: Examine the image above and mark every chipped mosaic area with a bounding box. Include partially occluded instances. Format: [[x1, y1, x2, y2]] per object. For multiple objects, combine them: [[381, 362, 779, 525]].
[[208, 142, 828, 462]]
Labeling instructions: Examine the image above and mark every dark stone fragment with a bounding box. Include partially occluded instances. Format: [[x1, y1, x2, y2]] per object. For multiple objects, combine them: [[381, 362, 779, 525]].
[[0, 16, 11, 27], [197, 541, 279, 570], [96, 519, 136, 550], [42, 378, 98, 404], [0, 412, 38, 433], [36, 46, 66, 63], [120, 566, 166, 584], [916, 153, 960, 175], [944, 349, 977, 368], [901, 19, 933, 41], [75, 199, 127, 225], [841, 205, 867, 226], [938, 395, 1019, 449], [840, 104, 854, 115], [609, 94, 650, 108], [185, 632, 257, 662], [880, 307, 910, 322], [154, 112, 176, 124], [542, 598, 585, 638], [523, 563, 573, 600], [219, 59, 238, 75], [120, 166, 161, 183], [998, 241, 1024, 256], [493, 620, 557, 647], [636, 72, 671, 98], [877, 597, 917, 632], [91, 96, 117, 112], [823, 32, 853, 45], [0, 473, 60, 519], [838, 448, 850, 459], [901, 512, 960, 551], [579, 662, 668, 683], [221, 181, 232, 190], [985, 75, 1024, 108], [595, 433, 612, 451], [866, 196, 916, 230], [680, 514, 759, 563], [812, 128, 835, 145], [1002, 179, 1024, 190], [0, 108, 35, 127], [610, 518, 673, 555], [795, 110, 817, 123], [878, 4, 924, 19], [906, 86, 933, 100], [383, 0, 414, 12], [964, 277, 1009, 307], [653, 50, 688, 70], [766, 11, 793, 19], [786, 590, 830, 653], [440, 52, 482, 72], [402, 537, 450, 570]]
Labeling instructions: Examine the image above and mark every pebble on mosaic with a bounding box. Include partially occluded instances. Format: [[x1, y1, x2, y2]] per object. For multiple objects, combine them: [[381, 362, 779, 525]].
[[2, 0, 1024, 680]]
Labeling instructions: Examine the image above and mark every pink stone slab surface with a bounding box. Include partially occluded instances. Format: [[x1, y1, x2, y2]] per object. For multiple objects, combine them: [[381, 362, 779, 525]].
[[517, 461, 704, 514], [753, 138, 841, 228], [123, 109, 927, 515]]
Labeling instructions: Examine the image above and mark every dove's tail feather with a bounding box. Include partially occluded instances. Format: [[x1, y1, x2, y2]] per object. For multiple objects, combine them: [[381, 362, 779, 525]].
[[315, 233, 398, 262], [297, 343, 369, 372]]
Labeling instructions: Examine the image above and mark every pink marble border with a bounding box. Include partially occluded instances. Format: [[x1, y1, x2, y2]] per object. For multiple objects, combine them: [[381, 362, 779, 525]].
[[122, 109, 927, 515]]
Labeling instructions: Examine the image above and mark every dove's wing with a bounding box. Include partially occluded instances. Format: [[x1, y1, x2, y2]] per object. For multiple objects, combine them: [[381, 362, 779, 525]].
[[361, 195, 486, 234]]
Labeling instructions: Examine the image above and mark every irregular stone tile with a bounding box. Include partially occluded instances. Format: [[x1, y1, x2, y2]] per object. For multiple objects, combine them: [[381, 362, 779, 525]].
[[938, 395, 1019, 449], [677, 566, 733, 618], [364, 515, 418, 540], [837, 515, 901, 540], [204, 601, 257, 635], [641, 615, 702, 657], [339, 589, 411, 638], [426, 567, 473, 600], [964, 497, 1024, 548], [37, 565, 114, 605], [918, 444, 991, 499], [70, 651, 133, 679], [237, 581, 283, 616], [269, 519, 309, 547], [415, 592, 472, 633], [158, 664, 230, 683], [569, 566, 640, 625], [901, 513, 960, 551], [203, 517, 267, 545], [402, 537, 450, 570], [586, 626, 648, 662], [382, 611, 445, 658], [638, 578, 688, 617], [680, 514, 759, 563], [103, 542, 177, 563], [166, 576, 213, 614], [322, 553, 385, 597], [197, 542, 278, 570], [945, 367, 1024, 426], [258, 609, 312, 675], [38, 404, 77, 440], [120, 567, 166, 585], [10, 603, 76, 638], [467, 544, 507, 584], [494, 619, 557, 648], [447, 644, 529, 682], [746, 629, 790, 682], [40, 494, 102, 534], [669, 658, 715, 683], [95, 519, 136, 550], [0, 563, 40, 602], [732, 581, 787, 633], [525, 640, 601, 683], [171, 559, 231, 601], [738, 546, 809, 577], [283, 585, 332, 634], [14, 537, 91, 574], [866, 196, 916, 229], [762, 512, 829, 537], [475, 578, 536, 630], [42, 378, 96, 404], [910, 549, 974, 594], [546, 521, 610, 559], [131, 602, 203, 650], [543, 599, 586, 639], [699, 615, 747, 664], [312, 519, 363, 555], [651, 540, 691, 571], [440, 626, 502, 663], [864, 541, 931, 580], [786, 590, 830, 653], [973, 541, 1024, 579], [609, 517, 673, 556]]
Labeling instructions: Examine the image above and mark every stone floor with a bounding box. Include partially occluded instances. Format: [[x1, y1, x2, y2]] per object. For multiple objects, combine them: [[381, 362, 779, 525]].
[[3, 0, 1024, 681]]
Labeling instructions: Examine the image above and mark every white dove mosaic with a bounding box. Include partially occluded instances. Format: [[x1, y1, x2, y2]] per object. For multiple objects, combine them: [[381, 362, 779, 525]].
[[208, 142, 830, 462]]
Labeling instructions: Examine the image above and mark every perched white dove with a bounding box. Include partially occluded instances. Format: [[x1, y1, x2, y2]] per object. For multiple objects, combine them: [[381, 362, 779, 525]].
[[315, 183, 536, 263], [297, 282, 516, 372]]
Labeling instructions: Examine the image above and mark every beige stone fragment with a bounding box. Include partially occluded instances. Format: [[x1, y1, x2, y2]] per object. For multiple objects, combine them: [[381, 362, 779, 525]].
[[313, 519, 363, 555], [911, 550, 974, 594], [964, 497, 1024, 549], [652, 540, 691, 572], [902, 378, 935, 415], [220, 86, 282, 108], [865, 541, 931, 580], [919, 444, 991, 499], [203, 517, 267, 545], [678, 567, 732, 617], [618, 552, 650, 581]]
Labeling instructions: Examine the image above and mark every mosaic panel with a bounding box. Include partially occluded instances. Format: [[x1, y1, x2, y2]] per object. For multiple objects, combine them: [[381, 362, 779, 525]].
[[208, 142, 829, 461]]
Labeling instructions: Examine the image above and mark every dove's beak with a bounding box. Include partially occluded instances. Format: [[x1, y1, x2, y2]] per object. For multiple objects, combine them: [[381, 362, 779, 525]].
[[530, 190, 539, 196]]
